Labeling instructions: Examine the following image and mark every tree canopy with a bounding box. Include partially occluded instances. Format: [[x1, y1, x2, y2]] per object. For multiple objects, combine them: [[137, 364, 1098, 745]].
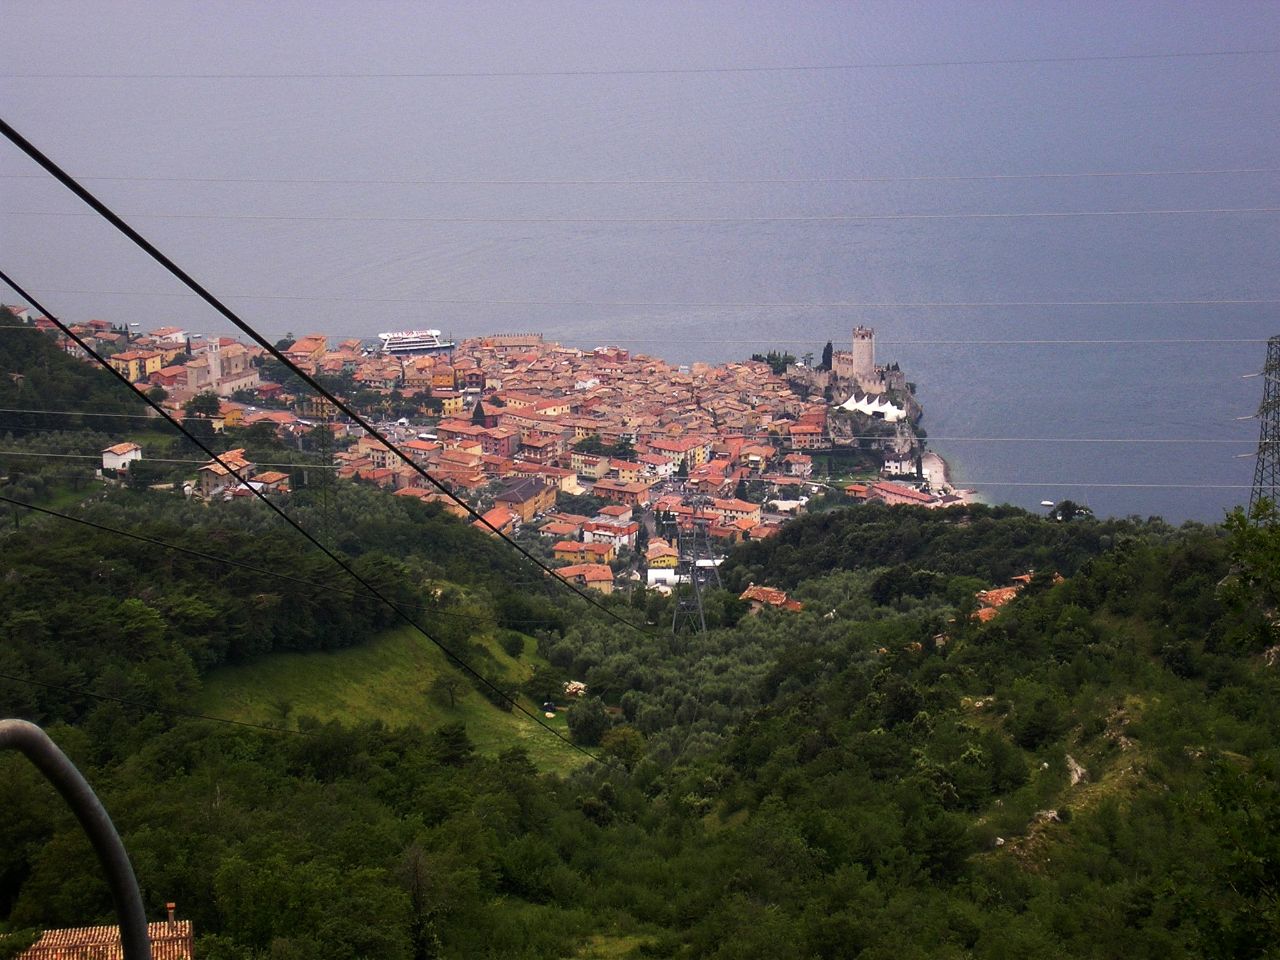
[[3, 327, 1279, 957]]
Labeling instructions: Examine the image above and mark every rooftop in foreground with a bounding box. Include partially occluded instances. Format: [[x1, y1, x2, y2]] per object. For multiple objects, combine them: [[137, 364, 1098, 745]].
[[17, 918, 194, 960]]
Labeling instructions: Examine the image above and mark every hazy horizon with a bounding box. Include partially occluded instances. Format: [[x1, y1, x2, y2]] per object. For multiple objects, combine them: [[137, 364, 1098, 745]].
[[4, 1, 1278, 521]]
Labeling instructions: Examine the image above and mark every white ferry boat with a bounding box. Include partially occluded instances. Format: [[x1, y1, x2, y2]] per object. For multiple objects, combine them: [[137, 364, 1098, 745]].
[[377, 329, 456, 357]]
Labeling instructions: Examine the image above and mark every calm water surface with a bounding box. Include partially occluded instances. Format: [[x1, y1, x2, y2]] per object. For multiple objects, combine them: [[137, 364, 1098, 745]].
[[3, 2, 1277, 521]]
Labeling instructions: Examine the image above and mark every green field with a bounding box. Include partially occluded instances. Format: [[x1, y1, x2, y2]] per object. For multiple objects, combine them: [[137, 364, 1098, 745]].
[[196, 625, 588, 774]]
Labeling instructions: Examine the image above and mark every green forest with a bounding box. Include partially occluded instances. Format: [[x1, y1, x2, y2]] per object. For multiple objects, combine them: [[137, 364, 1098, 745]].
[[2, 326, 1279, 958]]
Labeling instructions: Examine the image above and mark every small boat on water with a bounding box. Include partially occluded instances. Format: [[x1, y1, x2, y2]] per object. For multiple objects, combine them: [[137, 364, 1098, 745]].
[[378, 329, 456, 357]]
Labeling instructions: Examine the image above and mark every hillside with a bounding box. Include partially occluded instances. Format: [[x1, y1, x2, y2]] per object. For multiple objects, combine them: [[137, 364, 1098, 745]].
[[2, 326, 1279, 957], [196, 625, 585, 774]]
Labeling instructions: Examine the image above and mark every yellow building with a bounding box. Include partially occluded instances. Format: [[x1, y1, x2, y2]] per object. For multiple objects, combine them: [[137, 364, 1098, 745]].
[[299, 395, 339, 420], [534, 398, 572, 417], [557, 562, 615, 594], [218, 402, 245, 428], [434, 391, 465, 416], [610, 459, 644, 484], [646, 539, 679, 569], [108, 349, 164, 382], [570, 451, 608, 479], [553, 540, 616, 564]]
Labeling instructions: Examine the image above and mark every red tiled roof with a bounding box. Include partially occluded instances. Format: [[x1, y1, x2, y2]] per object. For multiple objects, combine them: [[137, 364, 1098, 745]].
[[473, 506, 518, 533], [557, 562, 614, 582], [19, 920, 194, 959], [976, 586, 1021, 609], [198, 448, 252, 477], [870, 481, 935, 504], [711, 497, 757, 513], [739, 584, 803, 611], [394, 486, 436, 499], [540, 521, 581, 537]]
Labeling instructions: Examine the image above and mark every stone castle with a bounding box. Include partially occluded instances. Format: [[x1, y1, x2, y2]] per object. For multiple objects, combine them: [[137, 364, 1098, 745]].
[[793, 326, 911, 400]]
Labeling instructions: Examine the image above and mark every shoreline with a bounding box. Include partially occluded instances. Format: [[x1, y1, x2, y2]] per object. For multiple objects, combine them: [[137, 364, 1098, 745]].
[[921, 450, 982, 505]]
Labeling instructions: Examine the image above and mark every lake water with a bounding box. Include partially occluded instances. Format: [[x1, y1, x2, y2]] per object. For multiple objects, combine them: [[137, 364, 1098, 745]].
[[3, 1, 1277, 522]]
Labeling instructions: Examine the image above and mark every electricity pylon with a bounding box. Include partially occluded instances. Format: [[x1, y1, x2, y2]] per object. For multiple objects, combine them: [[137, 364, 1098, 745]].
[[1250, 334, 1280, 518], [671, 495, 722, 634]]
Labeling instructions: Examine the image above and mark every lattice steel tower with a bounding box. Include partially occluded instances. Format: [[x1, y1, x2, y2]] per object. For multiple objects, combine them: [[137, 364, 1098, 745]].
[[1250, 334, 1280, 516], [671, 496, 722, 634]]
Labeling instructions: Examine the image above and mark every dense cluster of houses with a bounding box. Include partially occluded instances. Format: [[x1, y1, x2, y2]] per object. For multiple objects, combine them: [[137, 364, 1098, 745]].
[[12, 309, 969, 595], [295, 333, 836, 561], [28, 315, 268, 403]]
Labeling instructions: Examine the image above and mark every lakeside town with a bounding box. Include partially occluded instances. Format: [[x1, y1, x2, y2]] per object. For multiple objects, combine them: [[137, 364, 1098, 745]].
[[6, 306, 975, 599]]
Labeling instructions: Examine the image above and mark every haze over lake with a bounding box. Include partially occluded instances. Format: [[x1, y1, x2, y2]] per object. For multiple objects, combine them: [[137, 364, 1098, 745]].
[[4, 1, 1277, 522]]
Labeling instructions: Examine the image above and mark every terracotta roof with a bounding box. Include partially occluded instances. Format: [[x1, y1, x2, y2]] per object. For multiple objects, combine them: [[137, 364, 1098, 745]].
[[548, 512, 593, 525], [976, 586, 1021, 609], [554, 540, 613, 557], [971, 572, 1044, 621], [870, 481, 936, 504], [473, 506, 518, 532], [198, 448, 252, 477], [711, 497, 757, 513], [393, 486, 436, 499], [592, 479, 652, 494], [739, 583, 803, 611], [18, 920, 194, 959], [102, 442, 141, 456], [402, 439, 441, 453], [540, 521, 581, 537], [557, 562, 614, 582], [243, 410, 296, 425]]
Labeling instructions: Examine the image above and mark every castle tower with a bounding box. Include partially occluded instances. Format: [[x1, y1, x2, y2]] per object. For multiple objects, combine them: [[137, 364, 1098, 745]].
[[850, 326, 876, 383]]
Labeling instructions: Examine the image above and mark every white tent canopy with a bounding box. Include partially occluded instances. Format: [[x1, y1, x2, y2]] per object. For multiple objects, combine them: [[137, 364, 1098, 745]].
[[838, 392, 906, 422]]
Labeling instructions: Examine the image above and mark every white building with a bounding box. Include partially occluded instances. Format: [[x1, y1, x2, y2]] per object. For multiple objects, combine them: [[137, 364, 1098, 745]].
[[647, 567, 684, 589], [149, 325, 187, 343], [101, 442, 142, 472], [582, 519, 640, 548], [883, 453, 916, 476]]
